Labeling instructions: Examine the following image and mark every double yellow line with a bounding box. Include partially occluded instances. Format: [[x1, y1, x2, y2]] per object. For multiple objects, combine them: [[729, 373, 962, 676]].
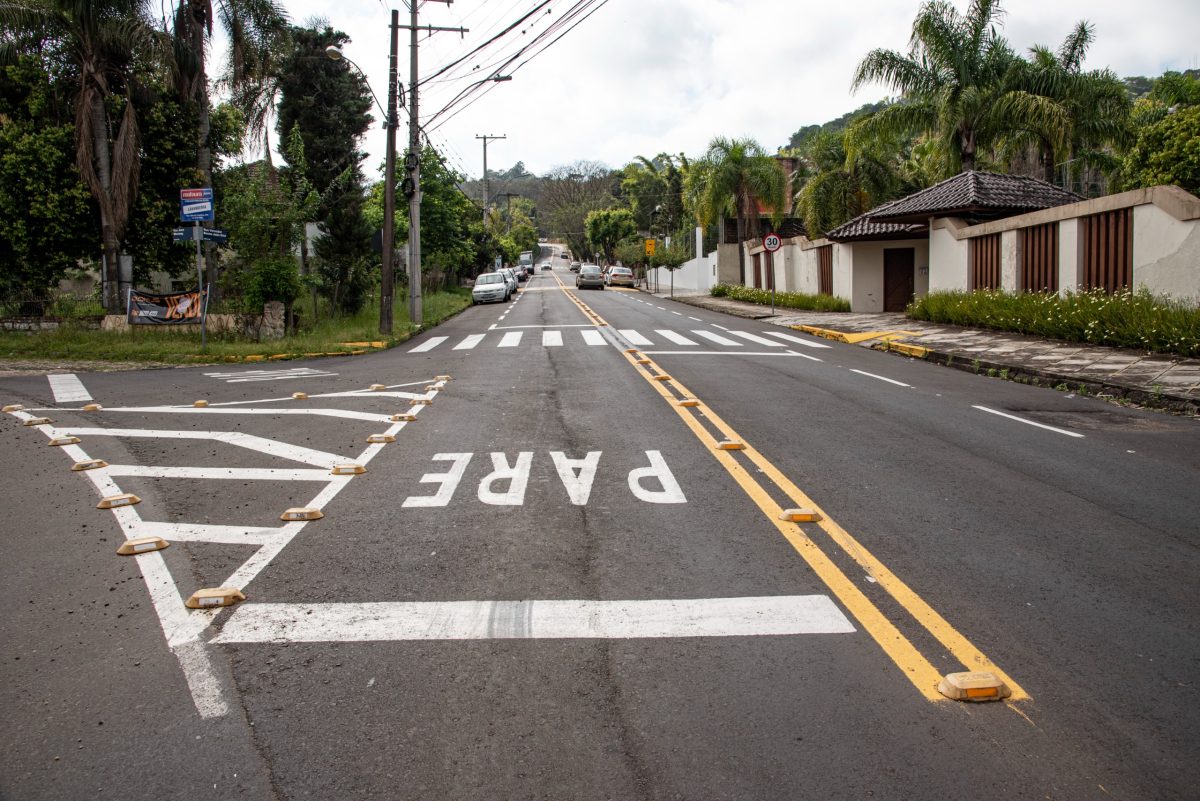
[[558, 276, 1026, 702]]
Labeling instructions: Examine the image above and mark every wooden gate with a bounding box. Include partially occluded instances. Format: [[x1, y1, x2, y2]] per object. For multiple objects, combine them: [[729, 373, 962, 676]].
[[1021, 223, 1058, 292], [1083, 208, 1132, 292], [883, 248, 915, 312], [752, 253, 762, 288], [970, 233, 1002, 290], [818, 245, 833, 296]]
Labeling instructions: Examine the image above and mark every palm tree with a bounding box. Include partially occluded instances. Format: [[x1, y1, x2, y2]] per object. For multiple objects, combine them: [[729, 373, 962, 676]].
[[796, 130, 902, 237], [691, 137, 786, 284], [849, 0, 1066, 173], [1, 0, 167, 310]]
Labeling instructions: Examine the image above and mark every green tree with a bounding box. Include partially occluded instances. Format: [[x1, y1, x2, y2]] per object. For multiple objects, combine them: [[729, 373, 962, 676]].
[[849, 0, 1065, 173], [585, 208, 636, 263], [539, 160, 616, 260], [1120, 105, 1200, 195], [405, 145, 477, 290], [795, 128, 903, 237], [690, 136, 786, 284]]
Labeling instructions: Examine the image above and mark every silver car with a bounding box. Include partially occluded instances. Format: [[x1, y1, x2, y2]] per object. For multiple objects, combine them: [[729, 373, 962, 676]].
[[576, 264, 605, 290], [497, 267, 518, 298], [472, 272, 508, 304]]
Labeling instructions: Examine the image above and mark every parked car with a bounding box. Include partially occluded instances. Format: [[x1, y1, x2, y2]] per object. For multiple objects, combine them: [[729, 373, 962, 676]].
[[606, 266, 635, 287], [472, 272, 508, 304], [497, 267, 518, 297], [576, 264, 605, 290], [516, 267, 528, 283], [569, 261, 581, 272]]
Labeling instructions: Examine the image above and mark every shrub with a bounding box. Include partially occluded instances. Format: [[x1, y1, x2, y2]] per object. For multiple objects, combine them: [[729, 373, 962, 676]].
[[710, 283, 851, 312], [243, 256, 302, 310], [907, 289, 1200, 357]]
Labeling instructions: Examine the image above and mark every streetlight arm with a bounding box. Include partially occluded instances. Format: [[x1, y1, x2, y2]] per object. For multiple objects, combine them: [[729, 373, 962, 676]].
[[325, 45, 401, 125]]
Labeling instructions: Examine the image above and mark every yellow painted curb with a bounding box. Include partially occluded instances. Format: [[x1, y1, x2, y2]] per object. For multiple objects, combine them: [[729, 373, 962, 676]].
[[883, 340, 931, 358], [793, 325, 849, 343]]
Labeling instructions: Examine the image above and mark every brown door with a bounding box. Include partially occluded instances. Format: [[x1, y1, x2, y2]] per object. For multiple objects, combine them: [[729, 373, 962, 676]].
[[883, 248, 915, 312], [752, 253, 762, 288]]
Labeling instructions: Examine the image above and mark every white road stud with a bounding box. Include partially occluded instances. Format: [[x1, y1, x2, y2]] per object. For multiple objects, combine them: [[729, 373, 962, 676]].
[[97, 493, 140, 509], [435, 375, 452, 381], [370, 384, 387, 391], [72, 459, 108, 471], [82, 403, 102, 411], [367, 433, 396, 443], [2, 404, 24, 412], [49, 435, 81, 446], [185, 587, 246, 609], [412, 398, 433, 406], [292, 392, 308, 400], [716, 440, 745, 451], [331, 463, 366, 475], [937, 671, 1011, 702], [677, 399, 700, 408], [391, 413, 417, 422], [280, 507, 323, 521], [117, 536, 168, 555], [193, 400, 209, 408], [779, 508, 822, 523], [23, 417, 52, 426], [653, 374, 672, 382]]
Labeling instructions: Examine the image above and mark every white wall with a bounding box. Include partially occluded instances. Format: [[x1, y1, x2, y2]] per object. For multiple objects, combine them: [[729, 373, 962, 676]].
[[929, 220, 969, 292], [834, 240, 929, 312], [1057, 218, 1082, 295], [646, 253, 714, 294], [1133, 203, 1200, 301]]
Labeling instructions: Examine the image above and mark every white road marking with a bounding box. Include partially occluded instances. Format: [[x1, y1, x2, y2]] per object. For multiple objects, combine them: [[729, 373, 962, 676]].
[[642, 351, 808, 357], [619, 329, 654, 346], [104, 465, 332, 481], [760, 330, 832, 349], [712, 323, 731, 331], [204, 368, 338, 383], [107, 406, 392, 422], [672, 311, 683, 316], [542, 330, 564, 347], [494, 324, 594, 328], [453, 334, 486, 350], [48, 374, 91, 402], [628, 450, 687, 503], [972, 405, 1085, 438], [581, 330, 606, 346], [127, 521, 300, 545], [727, 331, 786, 347], [850, 369, 911, 387], [655, 330, 697, 345], [224, 373, 338, 383], [214, 595, 856, 643], [171, 640, 229, 719], [409, 336, 447, 353], [688, 316, 702, 321], [55, 427, 349, 468], [691, 330, 742, 346], [498, 332, 523, 347]]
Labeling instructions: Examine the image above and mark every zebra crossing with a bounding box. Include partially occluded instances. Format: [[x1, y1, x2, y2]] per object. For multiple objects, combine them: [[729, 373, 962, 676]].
[[407, 327, 831, 353]]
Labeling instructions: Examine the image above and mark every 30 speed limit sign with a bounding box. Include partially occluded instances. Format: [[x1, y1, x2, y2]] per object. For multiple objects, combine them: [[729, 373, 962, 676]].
[[762, 233, 782, 252]]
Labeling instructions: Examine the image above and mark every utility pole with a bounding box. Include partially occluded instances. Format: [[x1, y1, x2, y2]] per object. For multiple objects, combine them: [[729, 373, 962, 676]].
[[380, 9, 399, 335], [402, 2, 466, 328], [475, 134, 506, 221]]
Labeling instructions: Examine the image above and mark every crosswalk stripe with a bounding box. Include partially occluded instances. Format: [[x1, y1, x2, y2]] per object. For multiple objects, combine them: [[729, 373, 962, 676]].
[[453, 334, 485, 350], [728, 330, 785, 347], [656, 330, 697, 345], [498, 332, 523, 347], [760, 330, 832, 349], [581, 330, 606, 346], [691, 330, 742, 346], [409, 336, 447, 353], [543, 330, 564, 347], [619, 329, 653, 345]]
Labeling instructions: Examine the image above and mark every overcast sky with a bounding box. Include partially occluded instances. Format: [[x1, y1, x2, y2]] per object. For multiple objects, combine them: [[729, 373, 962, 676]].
[[218, 0, 1200, 181]]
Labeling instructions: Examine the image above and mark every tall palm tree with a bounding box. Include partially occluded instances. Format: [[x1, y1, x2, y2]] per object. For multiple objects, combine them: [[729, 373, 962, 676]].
[[692, 137, 786, 284], [1, 0, 167, 310], [796, 130, 902, 238], [849, 0, 1066, 173]]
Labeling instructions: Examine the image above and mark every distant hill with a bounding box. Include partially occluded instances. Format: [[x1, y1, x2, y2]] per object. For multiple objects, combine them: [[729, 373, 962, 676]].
[[783, 101, 889, 151]]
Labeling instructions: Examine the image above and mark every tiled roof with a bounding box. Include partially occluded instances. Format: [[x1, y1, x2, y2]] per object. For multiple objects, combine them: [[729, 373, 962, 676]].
[[869, 171, 1081, 223], [825, 199, 927, 242]]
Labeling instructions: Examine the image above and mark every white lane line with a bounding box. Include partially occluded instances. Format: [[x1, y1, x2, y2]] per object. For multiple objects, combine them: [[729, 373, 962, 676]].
[[656, 306, 668, 310], [619, 329, 654, 346], [453, 334, 486, 350], [203, 368, 326, 378], [850, 369, 911, 387], [581, 330, 606, 346], [655, 330, 698, 345], [225, 372, 338, 383], [214, 596, 855, 643], [170, 640, 229, 719], [54, 427, 348, 468], [543, 330, 564, 347], [409, 336, 447, 353], [127, 521, 299, 545], [691, 330, 742, 346], [108, 406, 392, 422], [688, 316, 702, 321], [498, 331, 523, 347], [972, 405, 1085, 438], [760, 330, 832, 349], [672, 311, 683, 316], [103, 465, 332, 481], [642, 351, 814, 357], [727, 331, 786, 347], [48, 374, 92, 402], [712, 323, 731, 331]]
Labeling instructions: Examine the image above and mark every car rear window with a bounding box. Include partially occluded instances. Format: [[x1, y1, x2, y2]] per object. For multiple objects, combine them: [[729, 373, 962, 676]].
[[581, 266, 600, 274], [477, 274, 502, 285], [614, 268, 632, 275]]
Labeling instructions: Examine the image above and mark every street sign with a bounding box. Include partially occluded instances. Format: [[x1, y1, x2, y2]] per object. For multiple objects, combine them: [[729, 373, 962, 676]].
[[180, 187, 214, 222], [202, 227, 228, 243], [644, 239, 656, 256], [172, 227, 195, 242], [763, 233, 783, 252]]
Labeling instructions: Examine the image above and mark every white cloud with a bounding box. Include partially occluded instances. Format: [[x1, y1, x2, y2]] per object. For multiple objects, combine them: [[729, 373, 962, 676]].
[[217, 0, 1200, 178]]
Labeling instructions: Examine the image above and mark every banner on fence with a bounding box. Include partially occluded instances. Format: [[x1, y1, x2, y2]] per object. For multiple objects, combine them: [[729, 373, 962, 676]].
[[126, 287, 209, 325]]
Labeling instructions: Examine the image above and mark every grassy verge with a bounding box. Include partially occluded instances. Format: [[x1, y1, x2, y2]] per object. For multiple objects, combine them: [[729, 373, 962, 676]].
[[906, 289, 1200, 358], [0, 289, 471, 363], [710, 283, 851, 312]]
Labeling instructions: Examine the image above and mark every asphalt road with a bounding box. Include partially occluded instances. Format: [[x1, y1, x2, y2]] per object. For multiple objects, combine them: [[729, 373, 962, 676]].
[[2, 246, 1197, 800]]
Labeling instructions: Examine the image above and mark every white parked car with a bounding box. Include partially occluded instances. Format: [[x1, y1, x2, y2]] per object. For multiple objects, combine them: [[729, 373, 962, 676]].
[[472, 272, 508, 304], [497, 267, 518, 298]]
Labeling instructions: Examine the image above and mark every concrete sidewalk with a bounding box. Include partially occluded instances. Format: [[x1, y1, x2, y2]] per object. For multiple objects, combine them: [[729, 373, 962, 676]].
[[653, 291, 1200, 416]]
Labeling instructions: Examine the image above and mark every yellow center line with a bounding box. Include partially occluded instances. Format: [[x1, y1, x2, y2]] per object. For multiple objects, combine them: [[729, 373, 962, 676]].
[[573, 292, 1028, 703]]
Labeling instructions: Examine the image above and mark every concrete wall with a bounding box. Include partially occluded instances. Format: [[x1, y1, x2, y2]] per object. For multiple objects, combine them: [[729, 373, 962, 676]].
[[715, 244, 741, 284], [645, 253, 715, 295], [837, 240, 930, 312], [1133, 203, 1200, 301], [929, 219, 969, 292]]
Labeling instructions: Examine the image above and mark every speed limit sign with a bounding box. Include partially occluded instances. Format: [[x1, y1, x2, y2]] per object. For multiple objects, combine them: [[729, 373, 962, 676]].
[[763, 233, 782, 252]]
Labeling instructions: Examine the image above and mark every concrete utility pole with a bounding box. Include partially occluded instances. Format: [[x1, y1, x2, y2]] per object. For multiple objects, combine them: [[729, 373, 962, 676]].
[[476, 134, 506, 221], [402, 1, 466, 327], [380, 9, 399, 335]]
